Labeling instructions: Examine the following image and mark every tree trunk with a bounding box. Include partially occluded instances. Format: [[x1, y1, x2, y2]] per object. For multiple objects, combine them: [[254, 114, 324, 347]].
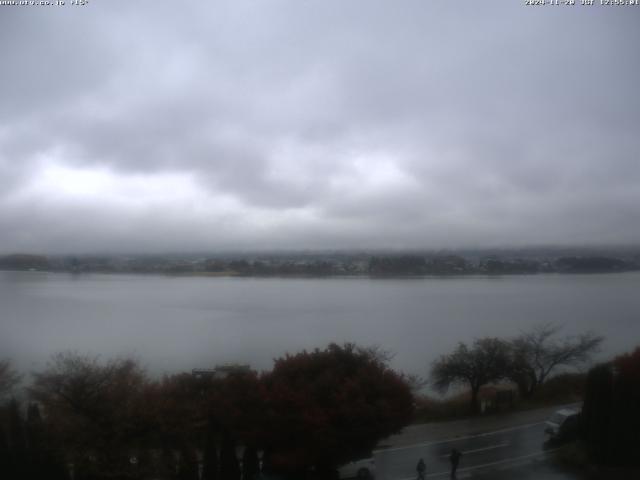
[[241, 446, 259, 480], [219, 431, 240, 480], [515, 378, 529, 398], [202, 428, 218, 480], [470, 385, 481, 414], [527, 376, 538, 398]]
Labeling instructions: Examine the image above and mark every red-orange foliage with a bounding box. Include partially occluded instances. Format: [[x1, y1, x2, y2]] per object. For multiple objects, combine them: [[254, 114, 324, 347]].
[[206, 370, 265, 446], [613, 347, 640, 389], [584, 346, 640, 466], [261, 343, 414, 474]]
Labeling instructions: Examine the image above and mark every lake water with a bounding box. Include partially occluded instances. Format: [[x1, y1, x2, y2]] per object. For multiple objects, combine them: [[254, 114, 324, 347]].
[[1, 271, 639, 377]]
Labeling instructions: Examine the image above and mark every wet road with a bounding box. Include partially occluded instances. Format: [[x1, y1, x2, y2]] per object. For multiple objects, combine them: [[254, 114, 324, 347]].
[[373, 405, 584, 480], [374, 422, 551, 479]]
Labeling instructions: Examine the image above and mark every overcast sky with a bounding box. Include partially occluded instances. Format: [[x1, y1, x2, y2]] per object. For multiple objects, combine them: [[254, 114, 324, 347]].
[[1, 1, 639, 254]]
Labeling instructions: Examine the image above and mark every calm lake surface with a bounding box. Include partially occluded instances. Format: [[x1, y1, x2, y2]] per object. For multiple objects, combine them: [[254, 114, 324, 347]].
[[1, 271, 639, 377]]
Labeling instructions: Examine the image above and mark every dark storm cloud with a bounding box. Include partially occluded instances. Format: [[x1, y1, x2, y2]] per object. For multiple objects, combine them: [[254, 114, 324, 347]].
[[0, 0, 639, 253]]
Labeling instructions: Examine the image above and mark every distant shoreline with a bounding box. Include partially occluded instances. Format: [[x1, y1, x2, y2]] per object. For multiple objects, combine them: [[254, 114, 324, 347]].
[[2, 268, 639, 279], [2, 250, 639, 278]]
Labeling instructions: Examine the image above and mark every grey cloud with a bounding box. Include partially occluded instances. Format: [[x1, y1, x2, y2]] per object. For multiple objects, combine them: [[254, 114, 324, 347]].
[[1, 1, 639, 253]]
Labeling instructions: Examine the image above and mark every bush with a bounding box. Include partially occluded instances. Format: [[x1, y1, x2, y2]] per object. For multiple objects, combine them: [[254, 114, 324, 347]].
[[526, 373, 586, 405], [413, 393, 471, 422]]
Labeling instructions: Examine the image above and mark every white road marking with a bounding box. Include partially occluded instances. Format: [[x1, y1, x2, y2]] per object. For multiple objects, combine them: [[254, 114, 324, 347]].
[[439, 442, 509, 458], [374, 422, 544, 453], [394, 448, 560, 480]]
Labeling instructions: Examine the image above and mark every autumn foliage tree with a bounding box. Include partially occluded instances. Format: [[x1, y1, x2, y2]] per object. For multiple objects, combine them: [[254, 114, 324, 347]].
[[145, 367, 265, 480], [260, 343, 414, 476], [11, 344, 414, 479], [206, 369, 264, 480], [29, 352, 150, 478], [583, 346, 640, 466], [145, 372, 204, 446], [206, 369, 265, 448]]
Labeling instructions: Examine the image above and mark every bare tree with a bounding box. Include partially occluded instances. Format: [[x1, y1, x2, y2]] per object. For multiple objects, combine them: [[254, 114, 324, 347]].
[[0, 359, 21, 400], [431, 338, 511, 414], [357, 344, 396, 364], [405, 374, 429, 395], [508, 323, 603, 398], [29, 351, 149, 472], [30, 352, 145, 419]]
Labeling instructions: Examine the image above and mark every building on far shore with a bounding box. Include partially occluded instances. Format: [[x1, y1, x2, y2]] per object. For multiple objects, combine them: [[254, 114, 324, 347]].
[[191, 364, 251, 380]]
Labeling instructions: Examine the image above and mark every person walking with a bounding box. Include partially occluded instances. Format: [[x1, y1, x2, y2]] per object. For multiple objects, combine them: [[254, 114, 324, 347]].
[[416, 458, 426, 480], [449, 448, 462, 478]]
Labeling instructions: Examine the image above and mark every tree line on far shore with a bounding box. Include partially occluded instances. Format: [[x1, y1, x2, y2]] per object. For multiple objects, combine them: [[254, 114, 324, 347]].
[[1, 252, 638, 276]]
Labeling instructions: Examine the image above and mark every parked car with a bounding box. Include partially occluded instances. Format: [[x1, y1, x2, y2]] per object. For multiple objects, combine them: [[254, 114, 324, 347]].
[[337, 456, 375, 479], [545, 408, 580, 442]]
